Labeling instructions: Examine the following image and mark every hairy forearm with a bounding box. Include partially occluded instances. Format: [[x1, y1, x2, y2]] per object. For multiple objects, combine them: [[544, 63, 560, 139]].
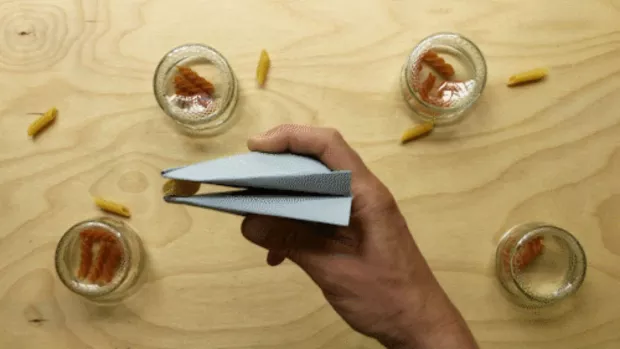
[[380, 288, 478, 349], [368, 249, 478, 349]]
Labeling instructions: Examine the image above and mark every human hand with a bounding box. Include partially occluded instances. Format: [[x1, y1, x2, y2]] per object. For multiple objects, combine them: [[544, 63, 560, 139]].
[[241, 125, 477, 349]]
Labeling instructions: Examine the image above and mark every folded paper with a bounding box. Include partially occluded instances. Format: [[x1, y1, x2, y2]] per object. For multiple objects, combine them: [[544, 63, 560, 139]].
[[161, 152, 352, 226]]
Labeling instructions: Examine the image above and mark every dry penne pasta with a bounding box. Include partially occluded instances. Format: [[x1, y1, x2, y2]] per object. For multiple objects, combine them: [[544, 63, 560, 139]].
[[400, 122, 434, 144], [93, 197, 131, 218], [507, 68, 548, 87], [256, 49, 271, 87], [28, 107, 57, 137], [162, 179, 201, 197]]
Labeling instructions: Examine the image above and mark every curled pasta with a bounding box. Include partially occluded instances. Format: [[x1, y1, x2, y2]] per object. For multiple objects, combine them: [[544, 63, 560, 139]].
[[256, 49, 271, 87], [93, 197, 131, 218], [507, 68, 548, 87], [400, 122, 435, 144], [88, 242, 110, 283], [100, 243, 123, 284], [419, 73, 437, 103], [77, 229, 123, 284], [502, 236, 544, 271], [422, 51, 455, 78], [175, 66, 215, 96], [77, 233, 94, 279], [174, 75, 203, 96], [28, 107, 57, 137]]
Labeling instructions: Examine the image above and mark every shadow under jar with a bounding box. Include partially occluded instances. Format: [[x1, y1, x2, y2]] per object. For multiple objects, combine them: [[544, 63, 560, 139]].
[[153, 44, 239, 132], [55, 217, 145, 304], [496, 223, 587, 308], [400, 32, 487, 125]]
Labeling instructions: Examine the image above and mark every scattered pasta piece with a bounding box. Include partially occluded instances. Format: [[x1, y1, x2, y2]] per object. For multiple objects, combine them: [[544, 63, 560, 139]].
[[162, 179, 201, 196], [507, 68, 548, 87], [256, 49, 271, 87], [400, 122, 435, 144], [93, 197, 131, 218], [27, 107, 57, 137]]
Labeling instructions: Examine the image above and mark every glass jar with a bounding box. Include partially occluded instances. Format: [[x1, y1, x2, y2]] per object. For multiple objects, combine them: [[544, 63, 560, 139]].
[[153, 43, 239, 131], [495, 223, 587, 307], [55, 217, 146, 304], [400, 32, 487, 125]]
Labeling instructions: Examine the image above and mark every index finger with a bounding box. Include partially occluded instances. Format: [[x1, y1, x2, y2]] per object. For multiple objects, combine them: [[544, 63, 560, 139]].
[[248, 124, 371, 177]]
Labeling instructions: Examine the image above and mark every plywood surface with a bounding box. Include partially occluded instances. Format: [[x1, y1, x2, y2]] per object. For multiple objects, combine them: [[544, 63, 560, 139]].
[[1, 0, 619, 348]]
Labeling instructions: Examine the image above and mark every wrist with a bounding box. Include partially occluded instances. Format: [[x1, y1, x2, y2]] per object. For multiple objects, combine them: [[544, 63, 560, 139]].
[[378, 283, 478, 349]]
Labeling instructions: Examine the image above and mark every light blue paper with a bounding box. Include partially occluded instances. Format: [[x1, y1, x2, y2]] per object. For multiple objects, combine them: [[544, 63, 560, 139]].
[[162, 152, 353, 226]]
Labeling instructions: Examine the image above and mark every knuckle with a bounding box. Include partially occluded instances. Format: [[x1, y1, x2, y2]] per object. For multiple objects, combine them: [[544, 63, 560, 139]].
[[282, 230, 300, 248], [356, 179, 399, 214], [382, 195, 399, 212], [325, 128, 344, 143], [376, 189, 399, 212]]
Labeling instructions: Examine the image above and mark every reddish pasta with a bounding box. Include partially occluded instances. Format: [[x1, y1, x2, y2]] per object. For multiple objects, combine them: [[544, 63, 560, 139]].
[[176, 66, 215, 96], [503, 237, 544, 271], [88, 242, 110, 283], [419, 73, 437, 102], [100, 243, 123, 284], [77, 233, 94, 279], [422, 50, 455, 79], [77, 229, 123, 284], [174, 75, 203, 96]]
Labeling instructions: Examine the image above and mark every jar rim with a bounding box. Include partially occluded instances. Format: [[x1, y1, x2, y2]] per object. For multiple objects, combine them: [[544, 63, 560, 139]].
[[403, 32, 487, 119], [510, 225, 587, 303], [54, 218, 132, 298], [496, 223, 587, 306], [153, 43, 239, 130]]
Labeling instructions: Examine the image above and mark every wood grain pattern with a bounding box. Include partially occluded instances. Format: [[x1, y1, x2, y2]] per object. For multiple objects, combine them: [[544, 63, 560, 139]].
[[0, 0, 619, 348]]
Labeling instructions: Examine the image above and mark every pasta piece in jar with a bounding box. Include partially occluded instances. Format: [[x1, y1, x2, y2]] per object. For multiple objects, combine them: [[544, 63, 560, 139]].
[[422, 50, 455, 79]]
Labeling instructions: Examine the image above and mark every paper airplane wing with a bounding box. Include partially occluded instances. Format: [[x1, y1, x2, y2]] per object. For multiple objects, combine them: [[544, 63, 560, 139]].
[[162, 152, 351, 195], [165, 191, 352, 226]]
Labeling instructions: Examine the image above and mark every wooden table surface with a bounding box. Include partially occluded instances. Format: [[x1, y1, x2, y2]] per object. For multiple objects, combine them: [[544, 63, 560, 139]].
[[1, 0, 619, 348]]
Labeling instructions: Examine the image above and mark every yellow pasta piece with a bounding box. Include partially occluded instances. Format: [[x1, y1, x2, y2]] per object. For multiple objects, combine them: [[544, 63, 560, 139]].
[[93, 197, 131, 218], [507, 68, 548, 87], [256, 49, 271, 87], [28, 107, 57, 137], [400, 122, 434, 144], [162, 179, 200, 197]]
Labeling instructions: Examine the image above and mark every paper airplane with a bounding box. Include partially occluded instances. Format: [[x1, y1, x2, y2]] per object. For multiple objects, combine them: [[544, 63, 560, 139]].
[[161, 152, 352, 226]]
